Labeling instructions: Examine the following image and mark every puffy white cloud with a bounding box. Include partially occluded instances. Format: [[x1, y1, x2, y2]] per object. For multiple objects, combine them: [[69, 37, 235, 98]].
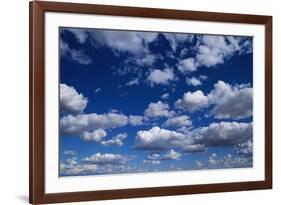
[[129, 115, 144, 126], [163, 115, 192, 128], [178, 58, 197, 73], [208, 153, 218, 165], [82, 153, 127, 165], [174, 81, 252, 119], [196, 39, 226, 67], [135, 126, 191, 150], [136, 121, 252, 153], [100, 133, 127, 147], [186, 77, 202, 86], [174, 90, 210, 112], [208, 81, 252, 119], [195, 35, 246, 68], [60, 112, 128, 136], [91, 30, 157, 54], [162, 149, 182, 160], [176, 35, 252, 72], [60, 84, 88, 115], [144, 101, 174, 118], [134, 126, 213, 153], [81, 129, 107, 142], [194, 122, 252, 146], [147, 68, 175, 86], [66, 157, 78, 165], [134, 125, 221, 153], [60, 40, 92, 65]]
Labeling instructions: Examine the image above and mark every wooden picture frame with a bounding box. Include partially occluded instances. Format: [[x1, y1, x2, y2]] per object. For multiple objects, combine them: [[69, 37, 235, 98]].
[[29, 1, 272, 204]]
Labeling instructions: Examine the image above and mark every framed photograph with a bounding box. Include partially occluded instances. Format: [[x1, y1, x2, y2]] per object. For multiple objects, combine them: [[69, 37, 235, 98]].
[[29, 1, 272, 204]]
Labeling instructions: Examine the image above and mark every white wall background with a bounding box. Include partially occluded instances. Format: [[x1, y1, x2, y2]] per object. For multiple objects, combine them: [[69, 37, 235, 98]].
[[0, 0, 279, 204]]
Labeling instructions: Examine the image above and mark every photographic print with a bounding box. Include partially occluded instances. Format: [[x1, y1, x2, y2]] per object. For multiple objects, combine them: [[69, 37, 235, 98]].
[[30, 2, 272, 203], [59, 27, 253, 177]]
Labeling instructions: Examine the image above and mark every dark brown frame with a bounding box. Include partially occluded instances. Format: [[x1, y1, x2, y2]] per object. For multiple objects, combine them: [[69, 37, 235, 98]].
[[29, 1, 272, 204]]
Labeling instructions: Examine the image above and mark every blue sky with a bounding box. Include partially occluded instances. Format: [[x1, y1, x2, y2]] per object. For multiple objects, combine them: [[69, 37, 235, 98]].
[[59, 27, 253, 176]]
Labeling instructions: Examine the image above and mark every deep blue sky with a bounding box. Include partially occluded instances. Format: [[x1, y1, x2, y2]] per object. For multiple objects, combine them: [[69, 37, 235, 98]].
[[59, 27, 253, 176]]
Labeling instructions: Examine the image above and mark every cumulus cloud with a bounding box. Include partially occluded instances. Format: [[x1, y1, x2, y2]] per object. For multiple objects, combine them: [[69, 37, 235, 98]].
[[144, 101, 174, 118], [100, 133, 127, 147], [196, 36, 231, 67], [134, 126, 221, 153], [91, 29, 157, 54], [174, 81, 252, 119], [138, 121, 252, 153], [60, 84, 88, 115], [81, 129, 107, 142], [60, 112, 128, 136], [177, 35, 252, 72], [129, 115, 144, 126], [194, 122, 252, 146], [134, 121, 252, 153], [82, 153, 127, 165], [163, 115, 192, 128], [134, 126, 212, 153], [66, 157, 78, 165], [147, 68, 175, 86], [162, 149, 182, 160], [208, 81, 253, 119], [178, 58, 197, 73], [186, 77, 202, 86], [174, 90, 210, 112], [208, 153, 218, 165], [135, 126, 191, 151]]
